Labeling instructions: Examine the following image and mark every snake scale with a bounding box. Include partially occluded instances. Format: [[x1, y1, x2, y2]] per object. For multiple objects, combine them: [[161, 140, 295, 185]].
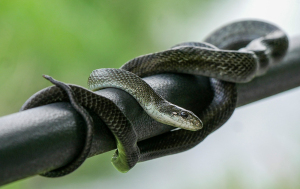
[[21, 20, 288, 177]]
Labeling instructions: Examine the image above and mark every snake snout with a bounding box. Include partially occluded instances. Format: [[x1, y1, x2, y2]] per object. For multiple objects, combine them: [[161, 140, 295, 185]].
[[188, 118, 203, 131], [181, 111, 203, 131], [194, 119, 203, 130]]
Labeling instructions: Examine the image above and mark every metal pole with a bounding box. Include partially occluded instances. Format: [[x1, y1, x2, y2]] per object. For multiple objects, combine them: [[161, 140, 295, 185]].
[[0, 36, 299, 186], [236, 36, 300, 106]]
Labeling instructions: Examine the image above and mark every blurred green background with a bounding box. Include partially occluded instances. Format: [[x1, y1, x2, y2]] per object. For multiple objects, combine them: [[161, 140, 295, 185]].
[[1, 0, 300, 189]]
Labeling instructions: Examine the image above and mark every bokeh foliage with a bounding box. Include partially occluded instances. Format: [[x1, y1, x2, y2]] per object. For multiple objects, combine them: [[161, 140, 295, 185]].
[[1, 0, 150, 116], [2, 1, 299, 189], [1, 0, 204, 116], [0, 0, 205, 188]]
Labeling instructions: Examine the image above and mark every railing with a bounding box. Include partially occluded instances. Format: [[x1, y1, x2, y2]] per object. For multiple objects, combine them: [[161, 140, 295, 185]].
[[0, 36, 299, 186]]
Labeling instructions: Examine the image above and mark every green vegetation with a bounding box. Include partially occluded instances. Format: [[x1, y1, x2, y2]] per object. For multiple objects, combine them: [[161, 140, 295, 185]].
[[0, 0, 152, 116], [0, 0, 208, 116], [0, 1, 205, 188], [1, 1, 299, 189]]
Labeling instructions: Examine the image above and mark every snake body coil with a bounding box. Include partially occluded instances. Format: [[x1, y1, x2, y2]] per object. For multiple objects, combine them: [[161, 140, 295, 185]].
[[21, 20, 288, 176], [88, 68, 203, 131]]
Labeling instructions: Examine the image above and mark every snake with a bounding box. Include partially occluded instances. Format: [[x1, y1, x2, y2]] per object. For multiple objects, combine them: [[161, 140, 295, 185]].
[[21, 20, 288, 177]]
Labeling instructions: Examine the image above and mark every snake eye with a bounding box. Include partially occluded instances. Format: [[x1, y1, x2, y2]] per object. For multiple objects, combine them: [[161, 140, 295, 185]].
[[180, 112, 188, 118]]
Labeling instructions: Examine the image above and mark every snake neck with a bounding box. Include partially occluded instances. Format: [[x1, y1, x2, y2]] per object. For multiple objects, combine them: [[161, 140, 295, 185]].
[[88, 68, 202, 130], [88, 68, 166, 109]]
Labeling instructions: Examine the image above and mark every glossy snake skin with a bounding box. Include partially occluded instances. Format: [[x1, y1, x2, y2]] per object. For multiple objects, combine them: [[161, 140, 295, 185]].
[[21, 20, 288, 177]]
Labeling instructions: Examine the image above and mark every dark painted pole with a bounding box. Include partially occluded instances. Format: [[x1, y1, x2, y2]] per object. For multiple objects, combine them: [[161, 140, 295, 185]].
[[0, 36, 299, 186]]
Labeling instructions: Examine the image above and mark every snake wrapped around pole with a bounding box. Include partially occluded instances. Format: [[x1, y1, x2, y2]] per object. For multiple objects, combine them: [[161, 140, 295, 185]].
[[20, 20, 289, 177]]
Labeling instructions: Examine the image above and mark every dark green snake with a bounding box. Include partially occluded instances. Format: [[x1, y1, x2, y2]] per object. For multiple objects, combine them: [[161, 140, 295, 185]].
[[21, 20, 288, 177]]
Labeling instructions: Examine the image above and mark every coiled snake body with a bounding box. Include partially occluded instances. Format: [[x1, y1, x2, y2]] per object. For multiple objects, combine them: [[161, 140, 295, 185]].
[[21, 20, 288, 177]]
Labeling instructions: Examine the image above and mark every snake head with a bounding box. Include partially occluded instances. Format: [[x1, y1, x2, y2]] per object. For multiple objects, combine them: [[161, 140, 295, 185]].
[[160, 104, 203, 131]]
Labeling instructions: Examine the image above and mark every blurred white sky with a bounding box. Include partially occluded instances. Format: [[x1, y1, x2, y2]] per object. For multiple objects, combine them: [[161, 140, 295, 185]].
[[112, 1, 300, 188], [151, 0, 300, 47]]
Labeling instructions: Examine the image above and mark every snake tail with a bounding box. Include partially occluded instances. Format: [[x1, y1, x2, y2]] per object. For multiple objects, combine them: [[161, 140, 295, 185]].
[[21, 76, 140, 175]]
